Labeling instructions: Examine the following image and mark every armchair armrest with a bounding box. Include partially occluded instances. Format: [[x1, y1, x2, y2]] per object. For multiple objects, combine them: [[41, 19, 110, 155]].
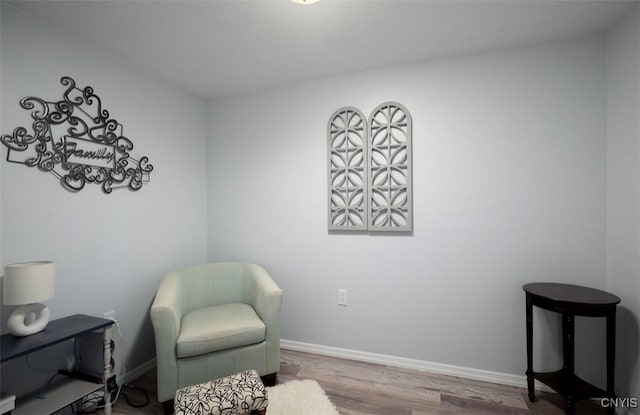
[[150, 272, 183, 402], [245, 264, 283, 325], [245, 264, 283, 375]]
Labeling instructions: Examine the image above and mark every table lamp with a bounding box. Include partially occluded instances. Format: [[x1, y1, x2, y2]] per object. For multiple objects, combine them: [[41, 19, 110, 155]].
[[3, 261, 55, 336]]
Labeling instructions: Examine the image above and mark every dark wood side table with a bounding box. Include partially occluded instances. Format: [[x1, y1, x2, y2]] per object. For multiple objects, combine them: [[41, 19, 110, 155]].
[[523, 283, 620, 414]]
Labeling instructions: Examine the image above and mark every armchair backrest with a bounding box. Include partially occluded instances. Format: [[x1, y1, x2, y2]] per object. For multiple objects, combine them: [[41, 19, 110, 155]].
[[173, 262, 262, 316]]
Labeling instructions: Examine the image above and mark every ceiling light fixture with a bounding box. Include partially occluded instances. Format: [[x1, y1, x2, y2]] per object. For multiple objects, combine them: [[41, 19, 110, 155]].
[[291, 0, 320, 4]]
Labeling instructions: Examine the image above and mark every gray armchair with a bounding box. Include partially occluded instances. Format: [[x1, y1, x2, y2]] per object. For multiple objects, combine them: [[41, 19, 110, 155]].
[[150, 262, 283, 404]]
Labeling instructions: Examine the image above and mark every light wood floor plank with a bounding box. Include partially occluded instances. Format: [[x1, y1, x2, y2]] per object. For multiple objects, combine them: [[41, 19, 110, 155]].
[[112, 348, 608, 414]]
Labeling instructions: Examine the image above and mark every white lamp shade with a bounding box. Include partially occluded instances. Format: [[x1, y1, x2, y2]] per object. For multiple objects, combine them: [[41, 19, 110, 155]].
[[3, 261, 55, 305]]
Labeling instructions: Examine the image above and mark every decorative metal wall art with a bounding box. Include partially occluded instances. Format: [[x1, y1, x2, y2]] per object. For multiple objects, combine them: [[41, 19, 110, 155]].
[[368, 102, 412, 231], [328, 107, 368, 230], [327, 102, 412, 232], [1, 76, 153, 193]]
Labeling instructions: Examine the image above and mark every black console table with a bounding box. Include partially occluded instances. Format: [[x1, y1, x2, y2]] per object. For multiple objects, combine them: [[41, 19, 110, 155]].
[[523, 283, 620, 414], [1, 314, 114, 415]]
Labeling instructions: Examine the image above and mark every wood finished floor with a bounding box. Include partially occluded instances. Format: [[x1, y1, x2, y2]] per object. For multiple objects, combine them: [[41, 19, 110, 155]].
[[112, 349, 608, 415]]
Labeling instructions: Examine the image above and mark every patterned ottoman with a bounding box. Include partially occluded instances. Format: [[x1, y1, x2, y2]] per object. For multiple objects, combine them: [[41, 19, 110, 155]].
[[174, 370, 268, 415]]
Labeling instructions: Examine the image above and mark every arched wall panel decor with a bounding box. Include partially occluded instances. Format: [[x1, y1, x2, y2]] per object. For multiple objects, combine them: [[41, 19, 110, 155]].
[[368, 102, 412, 232], [327, 102, 412, 232], [327, 107, 368, 231], [1, 76, 153, 193]]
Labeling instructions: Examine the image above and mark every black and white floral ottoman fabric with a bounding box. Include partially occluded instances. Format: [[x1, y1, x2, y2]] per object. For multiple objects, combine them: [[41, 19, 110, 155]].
[[174, 369, 268, 415]]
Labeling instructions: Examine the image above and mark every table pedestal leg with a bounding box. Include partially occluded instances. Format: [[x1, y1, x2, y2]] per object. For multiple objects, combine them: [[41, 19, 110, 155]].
[[562, 313, 575, 414], [525, 293, 535, 402], [606, 312, 616, 414]]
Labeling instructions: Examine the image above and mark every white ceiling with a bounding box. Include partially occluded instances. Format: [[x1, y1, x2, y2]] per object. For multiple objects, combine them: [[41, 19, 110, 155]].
[[6, 0, 638, 99]]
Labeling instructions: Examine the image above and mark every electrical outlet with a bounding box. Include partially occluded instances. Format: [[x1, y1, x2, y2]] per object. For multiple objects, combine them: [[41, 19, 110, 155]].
[[338, 289, 348, 306], [104, 310, 116, 321]]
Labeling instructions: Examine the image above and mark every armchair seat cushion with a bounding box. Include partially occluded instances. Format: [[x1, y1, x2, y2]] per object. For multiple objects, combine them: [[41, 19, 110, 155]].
[[177, 303, 266, 358]]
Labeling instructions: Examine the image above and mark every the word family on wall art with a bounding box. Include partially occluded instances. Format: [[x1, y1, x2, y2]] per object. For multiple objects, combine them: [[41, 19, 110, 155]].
[[327, 102, 412, 232], [1, 76, 153, 194]]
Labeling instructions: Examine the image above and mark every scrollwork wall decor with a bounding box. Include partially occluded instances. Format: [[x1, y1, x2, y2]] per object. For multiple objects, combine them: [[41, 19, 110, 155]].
[[1, 76, 153, 193], [327, 102, 412, 232]]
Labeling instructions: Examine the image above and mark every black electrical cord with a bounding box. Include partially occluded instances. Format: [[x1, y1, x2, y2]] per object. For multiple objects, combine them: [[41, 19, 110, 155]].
[[122, 383, 151, 408], [76, 393, 102, 414]]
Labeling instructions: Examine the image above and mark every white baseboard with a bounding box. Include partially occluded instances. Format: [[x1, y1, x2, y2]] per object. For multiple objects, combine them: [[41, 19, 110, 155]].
[[280, 339, 553, 393], [123, 357, 156, 384]]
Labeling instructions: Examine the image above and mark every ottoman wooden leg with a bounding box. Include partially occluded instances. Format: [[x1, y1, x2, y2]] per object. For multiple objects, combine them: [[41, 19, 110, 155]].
[[250, 410, 267, 415], [162, 400, 174, 415], [261, 373, 277, 387]]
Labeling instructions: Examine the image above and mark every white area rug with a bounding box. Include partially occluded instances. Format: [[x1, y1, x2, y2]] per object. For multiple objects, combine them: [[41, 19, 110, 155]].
[[266, 380, 339, 415]]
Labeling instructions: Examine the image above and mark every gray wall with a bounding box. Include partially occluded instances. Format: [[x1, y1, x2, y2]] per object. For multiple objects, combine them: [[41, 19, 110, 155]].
[[0, 4, 3, 278], [0, 3, 208, 393], [2, 0, 638, 406], [206, 36, 609, 382], [606, 4, 640, 408]]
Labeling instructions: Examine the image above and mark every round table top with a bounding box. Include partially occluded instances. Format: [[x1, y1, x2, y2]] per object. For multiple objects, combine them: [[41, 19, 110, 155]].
[[523, 282, 620, 306]]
